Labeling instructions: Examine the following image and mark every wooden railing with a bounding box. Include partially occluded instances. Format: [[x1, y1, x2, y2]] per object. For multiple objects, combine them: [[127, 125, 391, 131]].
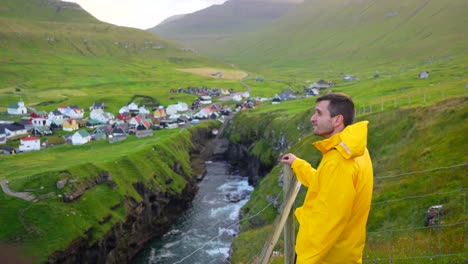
[[257, 165, 301, 264]]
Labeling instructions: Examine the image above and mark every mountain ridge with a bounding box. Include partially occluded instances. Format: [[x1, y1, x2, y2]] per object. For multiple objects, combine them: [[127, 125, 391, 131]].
[[149, 0, 468, 74]]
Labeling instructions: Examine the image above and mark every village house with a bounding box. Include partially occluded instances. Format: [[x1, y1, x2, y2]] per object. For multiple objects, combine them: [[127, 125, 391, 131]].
[[2, 146, 16, 155], [58, 106, 85, 119], [18, 135, 41, 152], [272, 95, 282, 104], [89, 102, 105, 111], [127, 102, 139, 115], [48, 110, 64, 122], [278, 90, 297, 101], [30, 111, 48, 127], [138, 105, 150, 116], [71, 130, 91, 145], [91, 127, 106, 141], [118, 105, 130, 114], [49, 119, 64, 131], [304, 87, 320, 97], [418, 71, 430, 79], [153, 106, 167, 119], [63, 118, 79, 131], [117, 112, 131, 121], [311, 80, 332, 90], [1, 122, 28, 139], [90, 108, 115, 124], [7, 98, 27, 115], [18, 120, 33, 132]]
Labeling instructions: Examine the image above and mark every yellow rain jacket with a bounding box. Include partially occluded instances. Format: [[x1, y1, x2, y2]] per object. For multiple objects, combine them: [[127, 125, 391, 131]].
[[291, 121, 373, 263]]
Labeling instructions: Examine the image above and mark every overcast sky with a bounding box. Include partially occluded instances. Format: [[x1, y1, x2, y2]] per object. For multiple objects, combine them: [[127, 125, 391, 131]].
[[64, 0, 228, 30]]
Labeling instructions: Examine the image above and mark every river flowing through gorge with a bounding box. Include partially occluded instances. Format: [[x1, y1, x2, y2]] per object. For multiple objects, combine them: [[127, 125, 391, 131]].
[[132, 160, 253, 264]]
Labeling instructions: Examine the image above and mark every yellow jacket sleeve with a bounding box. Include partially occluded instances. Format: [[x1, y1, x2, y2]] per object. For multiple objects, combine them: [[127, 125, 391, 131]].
[[291, 158, 316, 188]]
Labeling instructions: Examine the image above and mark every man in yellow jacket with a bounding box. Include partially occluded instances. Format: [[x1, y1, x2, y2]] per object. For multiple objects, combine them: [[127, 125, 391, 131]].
[[281, 93, 373, 263]]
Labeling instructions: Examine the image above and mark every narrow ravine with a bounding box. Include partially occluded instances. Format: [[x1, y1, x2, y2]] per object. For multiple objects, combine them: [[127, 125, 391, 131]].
[[132, 161, 253, 264]]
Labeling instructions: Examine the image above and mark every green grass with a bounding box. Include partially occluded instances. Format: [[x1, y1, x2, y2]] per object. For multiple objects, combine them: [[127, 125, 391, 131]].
[[0, 122, 219, 262]]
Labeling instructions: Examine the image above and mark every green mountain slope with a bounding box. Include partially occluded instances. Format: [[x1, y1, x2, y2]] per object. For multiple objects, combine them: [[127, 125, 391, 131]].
[[0, 0, 245, 113], [159, 0, 468, 76], [149, 0, 302, 48]]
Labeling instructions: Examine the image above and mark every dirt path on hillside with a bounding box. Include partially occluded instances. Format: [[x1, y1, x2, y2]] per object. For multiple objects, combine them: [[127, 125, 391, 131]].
[[0, 181, 35, 201]]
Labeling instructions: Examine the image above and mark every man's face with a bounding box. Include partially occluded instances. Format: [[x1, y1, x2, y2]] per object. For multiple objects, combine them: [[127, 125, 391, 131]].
[[310, 100, 339, 138]]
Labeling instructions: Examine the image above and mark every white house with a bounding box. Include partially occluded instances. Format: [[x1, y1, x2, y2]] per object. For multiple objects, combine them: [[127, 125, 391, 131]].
[[232, 93, 243, 102], [199, 96, 212, 105], [71, 130, 91, 145], [118, 105, 129, 114], [166, 102, 189, 116], [90, 109, 115, 124], [311, 80, 332, 89], [138, 106, 150, 116], [48, 110, 64, 121], [3, 122, 28, 138], [7, 98, 27, 115], [19, 136, 40, 152], [58, 106, 84, 119], [418, 71, 430, 79], [128, 102, 139, 112], [89, 102, 105, 111]]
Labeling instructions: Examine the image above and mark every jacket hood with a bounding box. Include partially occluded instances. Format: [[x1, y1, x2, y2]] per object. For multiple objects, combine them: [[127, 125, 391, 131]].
[[313, 121, 369, 159]]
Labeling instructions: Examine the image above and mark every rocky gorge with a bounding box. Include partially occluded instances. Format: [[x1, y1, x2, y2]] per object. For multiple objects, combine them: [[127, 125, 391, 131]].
[[44, 119, 274, 263]]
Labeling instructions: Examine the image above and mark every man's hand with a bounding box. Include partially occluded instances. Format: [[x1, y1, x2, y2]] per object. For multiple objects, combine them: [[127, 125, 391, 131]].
[[280, 153, 297, 166]]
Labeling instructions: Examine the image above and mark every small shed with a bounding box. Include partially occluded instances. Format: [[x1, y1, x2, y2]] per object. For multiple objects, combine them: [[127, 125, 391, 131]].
[[418, 71, 430, 79]]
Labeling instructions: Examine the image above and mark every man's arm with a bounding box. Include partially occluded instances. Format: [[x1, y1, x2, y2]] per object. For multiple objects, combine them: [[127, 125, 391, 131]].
[[280, 153, 316, 187]]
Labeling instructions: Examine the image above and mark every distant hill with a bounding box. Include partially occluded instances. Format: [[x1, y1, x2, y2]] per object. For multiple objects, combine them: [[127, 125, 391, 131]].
[[149, 0, 468, 74], [0, 0, 240, 114], [158, 14, 187, 26], [0, 0, 188, 58], [149, 0, 303, 53]]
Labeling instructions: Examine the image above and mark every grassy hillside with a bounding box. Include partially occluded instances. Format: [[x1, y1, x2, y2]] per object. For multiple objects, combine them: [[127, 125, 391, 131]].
[[228, 97, 467, 263], [171, 0, 467, 78], [150, 0, 301, 47], [0, 121, 221, 262], [0, 0, 253, 114]]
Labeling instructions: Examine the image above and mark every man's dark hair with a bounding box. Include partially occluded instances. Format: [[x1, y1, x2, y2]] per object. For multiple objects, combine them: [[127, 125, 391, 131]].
[[316, 93, 355, 126]]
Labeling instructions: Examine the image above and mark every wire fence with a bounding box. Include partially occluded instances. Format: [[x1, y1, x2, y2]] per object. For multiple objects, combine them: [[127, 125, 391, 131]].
[[356, 86, 467, 116], [171, 162, 467, 263]]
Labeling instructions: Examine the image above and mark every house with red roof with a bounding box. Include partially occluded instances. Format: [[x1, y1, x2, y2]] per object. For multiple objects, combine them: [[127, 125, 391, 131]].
[[19, 136, 40, 152]]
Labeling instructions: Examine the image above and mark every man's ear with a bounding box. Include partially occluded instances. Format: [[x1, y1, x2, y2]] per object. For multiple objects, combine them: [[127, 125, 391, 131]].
[[334, 114, 344, 127]]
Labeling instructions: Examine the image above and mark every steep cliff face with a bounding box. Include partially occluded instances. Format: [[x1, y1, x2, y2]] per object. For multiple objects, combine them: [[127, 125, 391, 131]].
[[46, 127, 220, 264], [47, 182, 197, 263], [222, 112, 307, 186], [225, 143, 271, 186]]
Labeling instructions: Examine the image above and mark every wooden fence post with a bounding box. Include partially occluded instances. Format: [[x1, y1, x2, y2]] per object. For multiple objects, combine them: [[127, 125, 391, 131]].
[[283, 165, 295, 264], [257, 166, 301, 264]]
